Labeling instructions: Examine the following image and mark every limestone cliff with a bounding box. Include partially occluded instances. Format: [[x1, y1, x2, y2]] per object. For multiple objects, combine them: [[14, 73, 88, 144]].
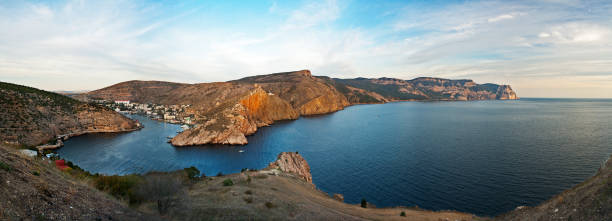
[[329, 77, 519, 103], [0, 82, 139, 146], [266, 152, 313, 183], [170, 87, 298, 146], [234, 70, 350, 115]]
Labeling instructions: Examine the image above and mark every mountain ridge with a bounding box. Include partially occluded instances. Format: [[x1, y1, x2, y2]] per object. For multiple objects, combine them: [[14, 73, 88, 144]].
[[83, 70, 518, 146]]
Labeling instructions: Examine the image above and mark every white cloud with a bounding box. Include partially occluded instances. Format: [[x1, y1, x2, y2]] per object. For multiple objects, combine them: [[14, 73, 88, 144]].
[[488, 14, 515, 23], [0, 0, 611, 98]]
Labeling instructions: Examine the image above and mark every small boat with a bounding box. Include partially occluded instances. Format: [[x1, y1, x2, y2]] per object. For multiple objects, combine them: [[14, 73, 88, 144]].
[[167, 136, 173, 139], [238, 150, 245, 153]]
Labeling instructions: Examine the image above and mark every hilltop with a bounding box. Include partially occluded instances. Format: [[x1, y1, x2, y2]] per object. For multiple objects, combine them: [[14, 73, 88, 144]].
[[84, 70, 517, 146], [0, 81, 140, 147]]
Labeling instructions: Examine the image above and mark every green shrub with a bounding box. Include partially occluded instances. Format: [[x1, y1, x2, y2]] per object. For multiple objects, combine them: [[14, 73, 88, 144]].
[[244, 190, 253, 195], [243, 197, 253, 203], [0, 161, 11, 171], [32, 171, 40, 176], [217, 172, 223, 177], [265, 202, 276, 209], [361, 198, 367, 208], [222, 179, 233, 186], [400, 211, 406, 217], [94, 175, 142, 201], [184, 166, 200, 179], [246, 176, 252, 184]]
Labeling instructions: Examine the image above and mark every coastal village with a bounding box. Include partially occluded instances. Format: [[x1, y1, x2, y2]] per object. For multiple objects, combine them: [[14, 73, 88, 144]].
[[101, 100, 195, 127]]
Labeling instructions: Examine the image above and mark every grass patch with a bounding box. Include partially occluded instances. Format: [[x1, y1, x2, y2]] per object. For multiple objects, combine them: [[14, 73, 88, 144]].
[[222, 179, 234, 186], [0, 161, 11, 171], [254, 174, 268, 179]]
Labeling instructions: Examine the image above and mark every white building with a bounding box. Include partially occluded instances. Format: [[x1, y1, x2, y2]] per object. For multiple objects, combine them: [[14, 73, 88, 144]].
[[164, 113, 176, 120], [114, 100, 130, 105]]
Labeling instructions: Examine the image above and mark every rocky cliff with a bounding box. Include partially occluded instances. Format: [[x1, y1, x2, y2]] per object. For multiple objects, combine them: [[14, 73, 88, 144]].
[[170, 87, 298, 146], [327, 76, 518, 103], [266, 152, 312, 183], [85, 70, 518, 146], [0, 82, 139, 147], [233, 70, 350, 115]]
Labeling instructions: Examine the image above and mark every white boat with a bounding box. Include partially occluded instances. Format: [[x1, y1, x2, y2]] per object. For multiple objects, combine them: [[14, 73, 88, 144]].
[[239, 150, 245, 153]]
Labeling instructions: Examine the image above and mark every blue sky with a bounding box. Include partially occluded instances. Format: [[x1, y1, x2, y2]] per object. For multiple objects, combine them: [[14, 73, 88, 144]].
[[1, 0, 611, 98]]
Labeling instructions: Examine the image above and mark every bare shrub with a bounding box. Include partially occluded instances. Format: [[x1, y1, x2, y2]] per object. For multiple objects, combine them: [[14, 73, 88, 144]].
[[135, 174, 184, 215]]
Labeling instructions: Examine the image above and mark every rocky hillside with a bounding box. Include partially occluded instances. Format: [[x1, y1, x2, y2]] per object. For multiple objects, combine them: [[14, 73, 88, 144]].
[[0, 145, 158, 220], [170, 87, 299, 146], [0, 82, 139, 147], [232, 70, 350, 115], [85, 70, 517, 146]]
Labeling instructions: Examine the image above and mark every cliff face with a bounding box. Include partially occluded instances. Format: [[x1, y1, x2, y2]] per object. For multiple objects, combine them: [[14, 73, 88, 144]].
[[170, 87, 299, 146], [233, 70, 350, 115], [266, 152, 313, 183], [86, 70, 518, 146], [0, 82, 139, 146], [329, 77, 519, 103]]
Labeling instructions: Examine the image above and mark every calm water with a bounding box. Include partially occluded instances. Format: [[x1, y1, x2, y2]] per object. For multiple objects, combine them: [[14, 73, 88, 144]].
[[58, 98, 612, 216]]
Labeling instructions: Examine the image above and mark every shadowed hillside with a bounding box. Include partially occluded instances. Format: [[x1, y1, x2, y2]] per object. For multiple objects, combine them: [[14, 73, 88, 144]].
[[0, 82, 139, 147]]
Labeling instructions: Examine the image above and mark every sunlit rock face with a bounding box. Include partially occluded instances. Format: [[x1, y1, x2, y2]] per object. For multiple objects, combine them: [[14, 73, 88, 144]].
[[267, 152, 313, 183], [171, 87, 298, 146]]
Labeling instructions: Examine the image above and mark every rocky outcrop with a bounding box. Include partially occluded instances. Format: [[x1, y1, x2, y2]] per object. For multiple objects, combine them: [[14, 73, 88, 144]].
[[170, 87, 298, 146], [0, 82, 139, 147], [234, 70, 350, 115], [266, 152, 312, 183], [496, 85, 518, 100]]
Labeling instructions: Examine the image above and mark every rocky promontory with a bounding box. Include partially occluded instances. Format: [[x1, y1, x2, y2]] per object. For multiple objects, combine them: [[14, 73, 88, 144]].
[[170, 87, 299, 146], [266, 152, 313, 183]]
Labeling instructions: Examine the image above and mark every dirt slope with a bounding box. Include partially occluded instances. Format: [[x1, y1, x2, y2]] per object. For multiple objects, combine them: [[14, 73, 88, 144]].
[[0, 145, 159, 220]]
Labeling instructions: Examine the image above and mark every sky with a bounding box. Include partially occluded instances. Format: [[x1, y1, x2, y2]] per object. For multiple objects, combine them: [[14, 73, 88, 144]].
[[1, 0, 611, 98]]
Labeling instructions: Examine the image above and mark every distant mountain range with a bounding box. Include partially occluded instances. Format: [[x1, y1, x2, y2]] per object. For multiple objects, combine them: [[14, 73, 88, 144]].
[[82, 70, 518, 146]]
